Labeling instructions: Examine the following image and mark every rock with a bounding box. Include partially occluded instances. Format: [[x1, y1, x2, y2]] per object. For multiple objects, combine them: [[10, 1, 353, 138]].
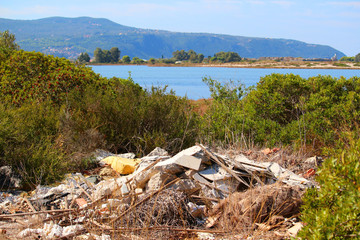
[[0, 166, 21, 189], [146, 172, 176, 191], [305, 156, 323, 167], [132, 157, 181, 188], [288, 222, 303, 237], [154, 159, 184, 174], [121, 183, 130, 195], [172, 155, 202, 170], [169, 179, 198, 193], [116, 153, 136, 159], [147, 147, 169, 157], [85, 175, 100, 184], [92, 177, 127, 199], [192, 173, 211, 185], [170, 146, 205, 169], [93, 149, 115, 163]]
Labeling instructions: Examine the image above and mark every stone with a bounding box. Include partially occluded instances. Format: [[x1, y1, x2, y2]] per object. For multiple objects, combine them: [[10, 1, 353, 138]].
[[169, 179, 198, 193], [147, 147, 169, 157], [116, 153, 136, 159], [192, 173, 212, 185], [146, 172, 176, 191], [288, 222, 303, 237], [135, 188, 143, 194], [132, 157, 181, 188], [85, 175, 100, 184], [121, 183, 130, 195], [92, 177, 127, 199], [266, 162, 283, 178], [173, 155, 202, 170]]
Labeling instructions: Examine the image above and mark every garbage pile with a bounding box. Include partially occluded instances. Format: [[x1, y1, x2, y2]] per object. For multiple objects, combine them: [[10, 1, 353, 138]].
[[0, 144, 315, 239]]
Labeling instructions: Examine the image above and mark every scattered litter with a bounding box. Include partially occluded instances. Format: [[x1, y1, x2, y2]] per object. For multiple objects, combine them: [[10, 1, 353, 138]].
[[0, 145, 314, 238]]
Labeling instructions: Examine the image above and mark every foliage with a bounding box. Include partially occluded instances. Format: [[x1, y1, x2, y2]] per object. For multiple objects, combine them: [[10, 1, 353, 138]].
[[131, 57, 145, 64], [0, 47, 199, 188], [200, 73, 360, 149], [200, 77, 247, 145], [94, 47, 120, 63], [339, 56, 355, 62], [299, 137, 360, 239], [0, 102, 68, 189], [355, 53, 360, 63], [0, 30, 20, 53], [122, 55, 131, 63], [77, 52, 90, 63], [211, 51, 242, 63], [172, 49, 204, 63], [0, 50, 103, 106]]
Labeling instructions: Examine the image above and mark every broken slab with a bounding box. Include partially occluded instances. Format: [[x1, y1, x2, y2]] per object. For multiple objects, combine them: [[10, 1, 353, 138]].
[[198, 164, 231, 181], [263, 162, 312, 188], [172, 155, 202, 171], [146, 172, 176, 191], [169, 179, 198, 193]]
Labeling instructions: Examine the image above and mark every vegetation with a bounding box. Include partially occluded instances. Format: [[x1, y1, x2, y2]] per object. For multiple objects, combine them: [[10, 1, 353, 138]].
[[340, 56, 355, 62], [210, 51, 242, 63], [0, 31, 197, 188], [355, 53, 360, 63], [299, 137, 360, 239], [1, 31, 359, 238], [93, 47, 120, 63], [77, 52, 90, 63]]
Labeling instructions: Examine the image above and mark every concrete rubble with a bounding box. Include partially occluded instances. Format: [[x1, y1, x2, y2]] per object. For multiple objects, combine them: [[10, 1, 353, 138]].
[[0, 144, 314, 239]]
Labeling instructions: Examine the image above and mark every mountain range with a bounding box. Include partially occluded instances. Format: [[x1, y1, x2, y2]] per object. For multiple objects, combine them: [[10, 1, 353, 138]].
[[0, 16, 346, 60]]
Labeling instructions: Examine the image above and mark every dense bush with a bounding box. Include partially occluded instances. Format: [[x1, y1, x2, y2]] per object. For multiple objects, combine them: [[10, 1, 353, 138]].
[[0, 49, 198, 188], [0, 50, 104, 106], [299, 137, 360, 239], [200, 74, 360, 149]]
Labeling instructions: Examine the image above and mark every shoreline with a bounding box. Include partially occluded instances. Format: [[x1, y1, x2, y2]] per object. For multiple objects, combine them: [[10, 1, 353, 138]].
[[88, 61, 360, 70]]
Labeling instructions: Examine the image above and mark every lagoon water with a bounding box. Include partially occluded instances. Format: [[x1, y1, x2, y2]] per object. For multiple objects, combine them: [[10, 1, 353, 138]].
[[91, 65, 360, 100]]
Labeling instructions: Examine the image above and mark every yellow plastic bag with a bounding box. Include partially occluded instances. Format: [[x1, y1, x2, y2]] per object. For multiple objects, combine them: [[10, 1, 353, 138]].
[[101, 156, 140, 175]]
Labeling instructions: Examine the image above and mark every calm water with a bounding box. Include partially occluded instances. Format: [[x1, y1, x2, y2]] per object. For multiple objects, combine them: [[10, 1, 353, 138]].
[[91, 65, 360, 100]]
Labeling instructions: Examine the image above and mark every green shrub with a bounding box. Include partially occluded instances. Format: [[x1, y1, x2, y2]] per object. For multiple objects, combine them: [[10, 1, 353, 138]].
[[0, 49, 199, 189], [0, 102, 68, 189], [62, 82, 198, 156], [0, 50, 103, 106], [201, 74, 360, 149], [299, 137, 360, 239]]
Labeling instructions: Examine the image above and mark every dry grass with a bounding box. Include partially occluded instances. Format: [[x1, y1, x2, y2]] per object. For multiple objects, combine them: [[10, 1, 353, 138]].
[[207, 183, 303, 239]]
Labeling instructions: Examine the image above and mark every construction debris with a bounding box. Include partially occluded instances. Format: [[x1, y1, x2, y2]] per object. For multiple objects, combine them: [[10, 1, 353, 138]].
[[0, 145, 314, 239]]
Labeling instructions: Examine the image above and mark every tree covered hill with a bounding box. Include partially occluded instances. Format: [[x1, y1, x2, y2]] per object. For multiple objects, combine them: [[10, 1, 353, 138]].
[[0, 16, 346, 59]]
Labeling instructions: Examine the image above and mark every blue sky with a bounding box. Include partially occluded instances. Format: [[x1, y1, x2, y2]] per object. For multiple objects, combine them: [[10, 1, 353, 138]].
[[1, 0, 360, 56]]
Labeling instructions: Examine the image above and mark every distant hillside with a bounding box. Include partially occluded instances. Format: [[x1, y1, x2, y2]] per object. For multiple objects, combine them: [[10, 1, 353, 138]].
[[0, 17, 345, 59]]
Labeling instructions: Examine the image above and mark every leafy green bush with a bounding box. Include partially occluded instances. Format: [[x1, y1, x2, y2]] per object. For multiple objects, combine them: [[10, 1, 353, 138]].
[[0, 49, 199, 189], [0, 102, 68, 189], [62, 82, 198, 156], [201, 74, 360, 149], [0, 50, 103, 106], [299, 137, 360, 239]]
